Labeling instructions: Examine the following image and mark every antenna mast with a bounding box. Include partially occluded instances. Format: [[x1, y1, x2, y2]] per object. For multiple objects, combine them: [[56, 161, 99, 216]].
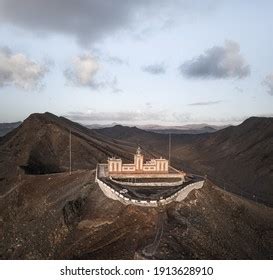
[[168, 133, 171, 166], [69, 129, 72, 175]]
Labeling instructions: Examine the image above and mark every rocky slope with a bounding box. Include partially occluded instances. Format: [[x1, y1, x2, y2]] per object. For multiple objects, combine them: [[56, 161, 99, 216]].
[[0, 112, 272, 259], [1, 171, 272, 259], [0, 112, 139, 195], [97, 117, 273, 206], [171, 117, 273, 206]]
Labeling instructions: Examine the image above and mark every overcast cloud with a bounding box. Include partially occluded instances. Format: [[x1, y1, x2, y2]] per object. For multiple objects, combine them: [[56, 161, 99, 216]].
[[188, 100, 222, 106], [64, 110, 273, 126], [234, 86, 244, 93], [0, 0, 182, 46], [0, 46, 48, 90], [180, 40, 250, 79], [64, 110, 167, 123], [142, 63, 166, 75], [262, 74, 273, 96], [0, 1, 272, 124]]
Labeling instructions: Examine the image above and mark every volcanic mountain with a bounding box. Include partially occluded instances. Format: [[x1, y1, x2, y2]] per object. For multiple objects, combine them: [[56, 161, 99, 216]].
[[0, 112, 272, 259], [96, 117, 273, 206], [0, 112, 145, 195]]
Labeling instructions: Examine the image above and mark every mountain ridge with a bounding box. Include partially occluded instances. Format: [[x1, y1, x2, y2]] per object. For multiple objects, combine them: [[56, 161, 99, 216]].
[[1, 112, 272, 205], [0, 112, 273, 260]]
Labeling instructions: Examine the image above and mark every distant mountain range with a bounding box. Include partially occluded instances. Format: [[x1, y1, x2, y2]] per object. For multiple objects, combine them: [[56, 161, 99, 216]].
[[0, 121, 21, 137], [0, 121, 227, 137], [87, 123, 229, 134], [1, 112, 272, 205]]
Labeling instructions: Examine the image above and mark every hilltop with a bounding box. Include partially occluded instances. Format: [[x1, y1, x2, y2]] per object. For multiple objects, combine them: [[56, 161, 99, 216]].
[[1, 113, 272, 204], [97, 116, 273, 205], [0, 112, 139, 195], [0, 112, 272, 260], [1, 170, 272, 259]]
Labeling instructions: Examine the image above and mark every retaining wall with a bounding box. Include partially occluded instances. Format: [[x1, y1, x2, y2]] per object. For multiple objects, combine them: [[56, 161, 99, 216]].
[[96, 177, 204, 207], [175, 181, 204, 202]]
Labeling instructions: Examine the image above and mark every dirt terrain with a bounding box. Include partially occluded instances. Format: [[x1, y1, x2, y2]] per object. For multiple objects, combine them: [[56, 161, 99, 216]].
[[1, 170, 272, 259], [0, 112, 273, 259], [97, 117, 273, 206]]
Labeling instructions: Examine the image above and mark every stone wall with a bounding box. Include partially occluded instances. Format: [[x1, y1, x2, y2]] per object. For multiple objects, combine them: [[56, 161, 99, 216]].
[[175, 181, 204, 202]]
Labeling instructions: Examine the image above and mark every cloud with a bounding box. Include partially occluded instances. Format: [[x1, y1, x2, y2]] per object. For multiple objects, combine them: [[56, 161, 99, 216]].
[[180, 40, 250, 79], [145, 102, 153, 109], [262, 74, 273, 96], [172, 112, 192, 122], [142, 63, 166, 75], [234, 86, 244, 93], [106, 77, 123, 93], [0, 0, 182, 46], [65, 110, 273, 126], [91, 48, 128, 66], [188, 100, 222, 106], [64, 110, 167, 123], [0, 46, 48, 90], [64, 54, 123, 92], [64, 54, 101, 89], [105, 56, 127, 66], [0, 1, 215, 46]]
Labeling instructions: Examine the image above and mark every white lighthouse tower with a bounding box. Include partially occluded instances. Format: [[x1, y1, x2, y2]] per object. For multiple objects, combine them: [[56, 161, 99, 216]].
[[134, 147, 144, 172]]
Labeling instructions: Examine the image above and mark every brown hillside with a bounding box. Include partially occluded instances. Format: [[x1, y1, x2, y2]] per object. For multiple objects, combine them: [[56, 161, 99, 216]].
[[97, 117, 273, 205], [1, 171, 272, 259], [0, 112, 273, 260], [0, 112, 137, 195]]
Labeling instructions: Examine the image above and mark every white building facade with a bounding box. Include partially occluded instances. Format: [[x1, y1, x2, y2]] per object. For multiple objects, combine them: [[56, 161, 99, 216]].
[[108, 147, 169, 174]]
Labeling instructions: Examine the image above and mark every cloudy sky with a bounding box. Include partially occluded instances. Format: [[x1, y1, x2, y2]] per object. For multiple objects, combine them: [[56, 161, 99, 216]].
[[0, 0, 272, 125]]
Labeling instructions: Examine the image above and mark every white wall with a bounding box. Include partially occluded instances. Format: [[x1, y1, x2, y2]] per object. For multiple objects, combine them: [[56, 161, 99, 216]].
[[96, 177, 204, 208]]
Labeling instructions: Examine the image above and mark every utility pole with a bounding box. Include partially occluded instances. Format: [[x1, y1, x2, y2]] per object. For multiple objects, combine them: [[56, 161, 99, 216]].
[[169, 133, 171, 166], [69, 129, 72, 175]]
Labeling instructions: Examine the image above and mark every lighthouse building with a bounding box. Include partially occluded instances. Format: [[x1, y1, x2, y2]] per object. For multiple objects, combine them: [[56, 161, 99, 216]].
[[108, 147, 169, 175]]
